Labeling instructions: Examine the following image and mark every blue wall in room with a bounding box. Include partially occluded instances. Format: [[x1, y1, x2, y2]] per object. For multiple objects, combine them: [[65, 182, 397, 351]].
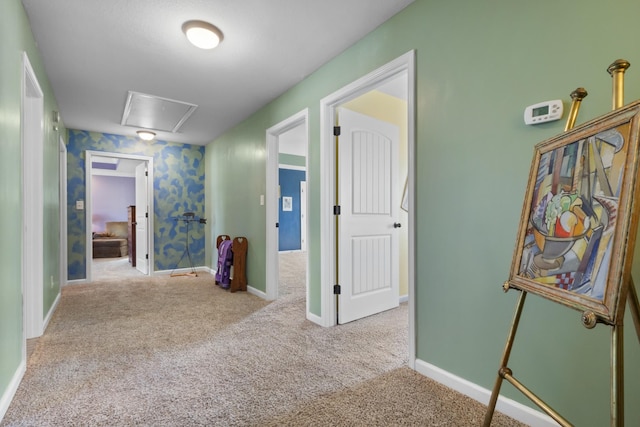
[[67, 130, 206, 279], [278, 168, 305, 251]]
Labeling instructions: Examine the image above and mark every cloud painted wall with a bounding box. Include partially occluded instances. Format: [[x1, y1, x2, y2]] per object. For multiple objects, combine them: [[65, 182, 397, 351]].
[[67, 130, 205, 279]]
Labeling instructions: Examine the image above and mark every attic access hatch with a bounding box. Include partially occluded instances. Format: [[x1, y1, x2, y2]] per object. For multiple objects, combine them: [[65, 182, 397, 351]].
[[121, 91, 197, 133]]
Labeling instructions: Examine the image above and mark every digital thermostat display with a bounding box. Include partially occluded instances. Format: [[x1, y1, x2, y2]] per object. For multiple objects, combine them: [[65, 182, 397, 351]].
[[524, 100, 563, 125], [532, 105, 549, 117]]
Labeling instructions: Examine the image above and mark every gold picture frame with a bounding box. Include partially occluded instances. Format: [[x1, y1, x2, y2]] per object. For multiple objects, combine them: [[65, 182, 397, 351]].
[[508, 99, 640, 325]]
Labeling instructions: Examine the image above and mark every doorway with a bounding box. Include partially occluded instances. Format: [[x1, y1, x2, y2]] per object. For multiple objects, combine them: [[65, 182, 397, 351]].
[[319, 51, 416, 365], [266, 110, 310, 308], [85, 151, 154, 282], [22, 52, 45, 340]]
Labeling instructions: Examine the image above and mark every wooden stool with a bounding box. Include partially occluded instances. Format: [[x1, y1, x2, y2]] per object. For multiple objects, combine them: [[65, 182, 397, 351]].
[[230, 236, 248, 292]]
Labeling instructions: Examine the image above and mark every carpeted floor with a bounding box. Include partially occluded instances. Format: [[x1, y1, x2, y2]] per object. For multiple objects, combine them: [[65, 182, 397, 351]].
[[2, 256, 524, 426]]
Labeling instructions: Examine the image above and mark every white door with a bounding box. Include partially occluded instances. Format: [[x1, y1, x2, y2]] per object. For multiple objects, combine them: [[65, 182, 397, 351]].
[[338, 108, 400, 324], [135, 162, 149, 274]]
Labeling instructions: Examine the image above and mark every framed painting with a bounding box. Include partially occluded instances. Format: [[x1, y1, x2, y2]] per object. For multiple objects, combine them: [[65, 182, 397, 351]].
[[508, 100, 640, 325]]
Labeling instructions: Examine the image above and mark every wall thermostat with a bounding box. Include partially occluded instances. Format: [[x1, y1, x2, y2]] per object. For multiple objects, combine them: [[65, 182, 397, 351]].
[[524, 99, 563, 125]]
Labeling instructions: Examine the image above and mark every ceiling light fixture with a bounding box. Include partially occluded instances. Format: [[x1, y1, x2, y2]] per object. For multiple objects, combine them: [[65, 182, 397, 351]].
[[137, 130, 156, 141], [182, 20, 223, 49]]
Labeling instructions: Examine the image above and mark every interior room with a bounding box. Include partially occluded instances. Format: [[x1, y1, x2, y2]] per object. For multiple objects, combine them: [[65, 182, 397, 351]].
[[2, 1, 640, 426]]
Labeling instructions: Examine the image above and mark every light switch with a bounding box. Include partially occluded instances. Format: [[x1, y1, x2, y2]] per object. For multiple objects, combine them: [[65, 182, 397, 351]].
[[76, 200, 84, 210], [260, 195, 265, 206]]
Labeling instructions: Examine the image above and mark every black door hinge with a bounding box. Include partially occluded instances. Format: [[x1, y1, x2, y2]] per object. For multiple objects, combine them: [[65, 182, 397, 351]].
[[333, 205, 341, 215], [275, 222, 279, 228], [333, 126, 341, 136], [333, 284, 341, 295], [145, 212, 149, 218], [145, 170, 148, 176], [145, 254, 149, 259]]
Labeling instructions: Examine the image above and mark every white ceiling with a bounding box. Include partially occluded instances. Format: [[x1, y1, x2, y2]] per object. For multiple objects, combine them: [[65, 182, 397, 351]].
[[21, 0, 414, 146]]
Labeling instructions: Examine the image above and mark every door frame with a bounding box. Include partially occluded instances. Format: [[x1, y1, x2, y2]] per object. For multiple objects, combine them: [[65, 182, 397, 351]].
[[59, 136, 68, 288], [265, 109, 309, 303], [319, 50, 416, 366], [85, 151, 154, 281], [22, 52, 45, 340]]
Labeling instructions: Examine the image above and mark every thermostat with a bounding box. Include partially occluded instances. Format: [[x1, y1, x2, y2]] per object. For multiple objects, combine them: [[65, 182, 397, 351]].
[[524, 99, 563, 125]]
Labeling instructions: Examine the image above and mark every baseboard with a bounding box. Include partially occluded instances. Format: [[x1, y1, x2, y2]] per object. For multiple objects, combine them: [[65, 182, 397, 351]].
[[154, 266, 212, 276], [306, 310, 323, 326], [247, 286, 266, 299], [399, 294, 409, 303], [0, 359, 25, 423], [63, 278, 87, 287], [43, 291, 61, 332], [414, 359, 558, 427]]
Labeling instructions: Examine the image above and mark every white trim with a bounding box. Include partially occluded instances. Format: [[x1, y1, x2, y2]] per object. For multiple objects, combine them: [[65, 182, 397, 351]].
[[59, 136, 68, 289], [85, 151, 154, 281], [319, 49, 417, 354], [22, 52, 45, 340], [278, 164, 306, 171], [43, 291, 61, 332], [414, 359, 559, 427], [63, 279, 87, 287], [153, 266, 211, 276], [0, 360, 26, 422], [399, 294, 409, 303], [247, 285, 267, 299], [265, 109, 310, 308], [306, 311, 323, 325]]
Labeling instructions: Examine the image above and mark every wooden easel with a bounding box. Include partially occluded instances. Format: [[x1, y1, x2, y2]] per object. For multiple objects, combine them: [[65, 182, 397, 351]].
[[484, 61, 640, 427]]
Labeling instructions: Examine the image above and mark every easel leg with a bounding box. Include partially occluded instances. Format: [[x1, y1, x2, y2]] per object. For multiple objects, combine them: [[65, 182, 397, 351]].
[[483, 290, 527, 427], [628, 277, 640, 343], [611, 323, 624, 427]]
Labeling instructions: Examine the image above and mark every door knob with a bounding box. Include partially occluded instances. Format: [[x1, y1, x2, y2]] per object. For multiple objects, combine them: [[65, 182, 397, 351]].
[[393, 222, 402, 228]]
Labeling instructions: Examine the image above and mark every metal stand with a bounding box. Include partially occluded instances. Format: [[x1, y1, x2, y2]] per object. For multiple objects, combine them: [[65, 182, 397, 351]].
[[483, 282, 640, 427], [485, 61, 640, 426], [170, 213, 206, 277]]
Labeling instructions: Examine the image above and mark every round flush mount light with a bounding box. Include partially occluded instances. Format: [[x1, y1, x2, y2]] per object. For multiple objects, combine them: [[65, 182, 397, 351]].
[[182, 20, 224, 50], [137, 130, 156, 141]]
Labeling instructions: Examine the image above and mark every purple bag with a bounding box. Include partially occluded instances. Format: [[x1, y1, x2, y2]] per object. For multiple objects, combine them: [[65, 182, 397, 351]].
[[215, 239, 233, 288]]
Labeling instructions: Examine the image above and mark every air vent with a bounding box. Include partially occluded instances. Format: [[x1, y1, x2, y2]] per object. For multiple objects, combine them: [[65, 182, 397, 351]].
[[121, 91, 197, 133]]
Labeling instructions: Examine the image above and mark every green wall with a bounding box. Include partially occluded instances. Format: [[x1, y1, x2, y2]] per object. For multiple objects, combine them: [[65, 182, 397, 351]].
[[206, 0, 640, 424], [0, 0, 63, 412], [279, 153, 305, 167]]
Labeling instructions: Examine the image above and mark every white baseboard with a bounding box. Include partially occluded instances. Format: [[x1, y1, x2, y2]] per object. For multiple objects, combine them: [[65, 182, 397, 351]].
[[414, 359, 559, 427], [247, 286, 266, 299], [43, 291, 61, 332], [154, 266, 211, 276], [63, 278, 87, 286], [306, 310, 323, 326], [0, 359, 25, 423], [399, 294, 409, 303]]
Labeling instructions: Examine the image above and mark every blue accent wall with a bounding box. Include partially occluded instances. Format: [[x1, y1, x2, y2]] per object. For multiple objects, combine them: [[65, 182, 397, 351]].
[[67, 130, 205, 279], [278, 168, 305, 251]]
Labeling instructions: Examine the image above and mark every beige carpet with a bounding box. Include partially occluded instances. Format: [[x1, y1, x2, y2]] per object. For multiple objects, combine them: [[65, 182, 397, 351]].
[[2, 268, 524, 426]]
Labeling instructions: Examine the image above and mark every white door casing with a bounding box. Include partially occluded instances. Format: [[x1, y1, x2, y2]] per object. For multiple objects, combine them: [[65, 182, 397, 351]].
[[338, 108, 400, 324], [319, 50, 415, 366], [265, 109, 309, 303], [300, 181, 307, 251], [85, 151, 153, 281], [135, 162, 149, 274], [59, 136, 68, 287], [22, 52, 45, 339]]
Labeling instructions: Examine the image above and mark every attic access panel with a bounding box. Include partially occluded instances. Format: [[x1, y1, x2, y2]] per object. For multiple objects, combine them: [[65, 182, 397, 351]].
[[121, 91, 197, 133]]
